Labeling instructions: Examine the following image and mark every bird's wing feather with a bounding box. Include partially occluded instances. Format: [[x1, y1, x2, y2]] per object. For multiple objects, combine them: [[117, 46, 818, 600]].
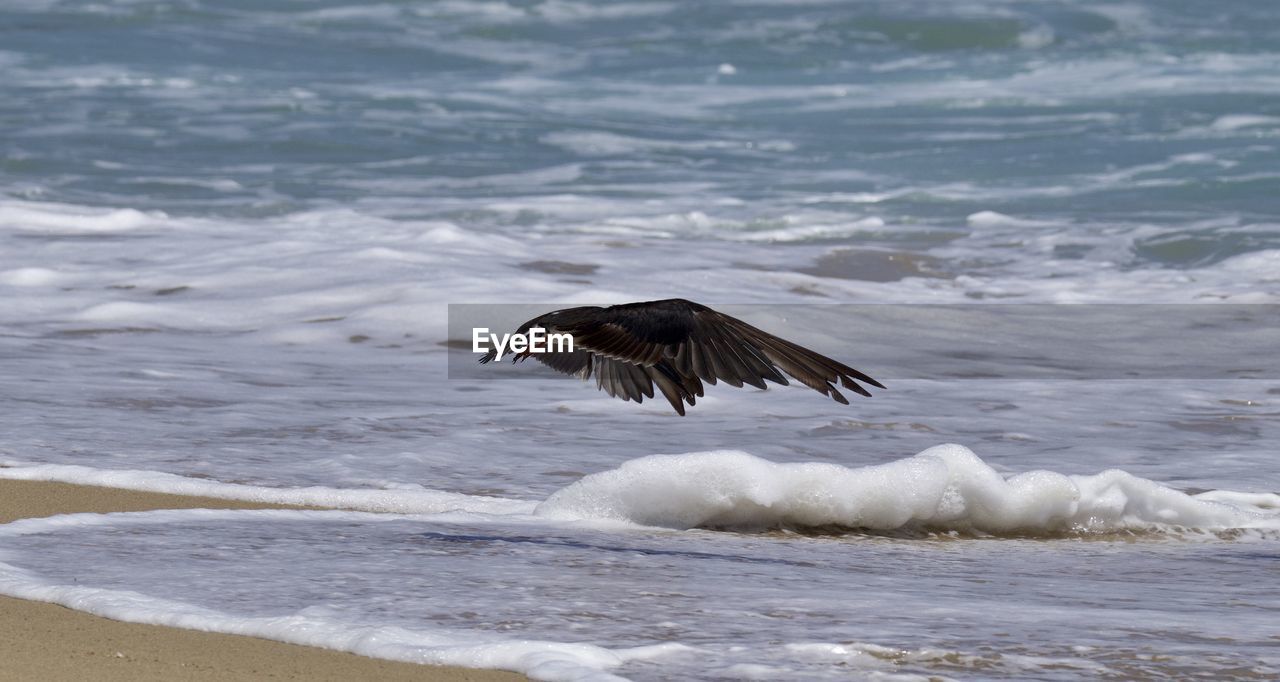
[[646, 365, 687, 416], [594, 356, 653, 403], [717, 312, 886, 395]]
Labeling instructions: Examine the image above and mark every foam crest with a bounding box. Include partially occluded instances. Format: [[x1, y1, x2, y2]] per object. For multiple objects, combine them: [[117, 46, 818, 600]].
[[0, 267, 70, 286], [1210, 114, 1280, 131], [0, 199, 170, 235], [535, 445, 1279, 534]]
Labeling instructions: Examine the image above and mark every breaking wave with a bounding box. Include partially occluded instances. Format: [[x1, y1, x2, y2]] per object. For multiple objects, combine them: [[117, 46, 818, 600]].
[[536, 445, 1280, 535]]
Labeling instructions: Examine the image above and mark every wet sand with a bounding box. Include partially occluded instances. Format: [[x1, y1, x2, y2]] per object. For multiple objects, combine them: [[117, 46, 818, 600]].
[[0, 479, 526, 682]]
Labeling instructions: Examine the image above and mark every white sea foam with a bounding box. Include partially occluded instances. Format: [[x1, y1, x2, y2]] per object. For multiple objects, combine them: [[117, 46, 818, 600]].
[[0, 199, 170, 234], [535, 1, 677, 23], [1017, 24, 1055, 49], [1210, 114, 1280, 131], [9, 447, 1272, 535], [535, 445, 1280, 533], [966, 210, 1059, 228], [734, 216, 887, 243], [0, 266, 69, 286], [0, 463, 534, 516], [783, 641, 1107, 675], [0, 509, 683, 682]]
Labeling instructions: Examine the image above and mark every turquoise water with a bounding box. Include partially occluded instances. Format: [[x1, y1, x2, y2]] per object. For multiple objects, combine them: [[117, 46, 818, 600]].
[[4, 0, 1279, 268]]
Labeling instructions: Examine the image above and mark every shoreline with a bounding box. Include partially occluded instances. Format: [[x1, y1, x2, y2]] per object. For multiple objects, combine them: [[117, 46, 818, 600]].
[[0, 479, 526, 682]]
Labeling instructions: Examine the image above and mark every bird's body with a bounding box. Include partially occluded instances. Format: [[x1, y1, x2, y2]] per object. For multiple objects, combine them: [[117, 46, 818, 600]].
[[479, 299, 884, 415]]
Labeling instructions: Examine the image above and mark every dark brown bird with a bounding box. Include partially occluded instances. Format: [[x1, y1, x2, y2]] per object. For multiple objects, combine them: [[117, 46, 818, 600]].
[[478, 299, 884, 415]]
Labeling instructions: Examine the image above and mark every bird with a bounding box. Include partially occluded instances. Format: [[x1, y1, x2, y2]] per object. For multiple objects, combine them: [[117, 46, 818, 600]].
[[478, 298, 884, 415]]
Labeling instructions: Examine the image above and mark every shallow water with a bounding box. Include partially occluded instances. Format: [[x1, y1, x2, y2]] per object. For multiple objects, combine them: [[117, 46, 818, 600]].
[[3, 0, 1280, 679], [5, 506, 1280, 680]]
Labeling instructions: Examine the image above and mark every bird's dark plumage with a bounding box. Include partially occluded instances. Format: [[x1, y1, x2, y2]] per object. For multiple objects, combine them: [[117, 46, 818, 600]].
[[478, 299, 885, 415]]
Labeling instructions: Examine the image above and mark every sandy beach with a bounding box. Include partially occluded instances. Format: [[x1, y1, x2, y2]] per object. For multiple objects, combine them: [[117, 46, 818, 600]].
[[0, 479, 526, 682]]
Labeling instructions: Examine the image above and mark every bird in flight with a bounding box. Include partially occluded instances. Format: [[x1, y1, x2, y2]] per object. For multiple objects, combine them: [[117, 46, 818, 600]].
[[478, 299, 884, 415]]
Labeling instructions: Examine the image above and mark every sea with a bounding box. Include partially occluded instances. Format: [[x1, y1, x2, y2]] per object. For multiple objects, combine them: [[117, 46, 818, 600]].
[[2, 1, 1279, 679]]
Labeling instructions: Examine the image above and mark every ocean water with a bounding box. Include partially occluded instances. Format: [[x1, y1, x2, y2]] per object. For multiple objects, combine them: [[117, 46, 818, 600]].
[[2, 0, 1280, 679]]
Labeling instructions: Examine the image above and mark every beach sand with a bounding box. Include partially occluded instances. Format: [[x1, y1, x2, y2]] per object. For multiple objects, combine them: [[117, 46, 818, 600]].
[[0, 479, 527, 682]]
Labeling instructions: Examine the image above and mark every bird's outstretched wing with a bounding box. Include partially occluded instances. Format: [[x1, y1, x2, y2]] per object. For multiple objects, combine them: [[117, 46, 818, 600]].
[[478, 298, 885, 415]]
